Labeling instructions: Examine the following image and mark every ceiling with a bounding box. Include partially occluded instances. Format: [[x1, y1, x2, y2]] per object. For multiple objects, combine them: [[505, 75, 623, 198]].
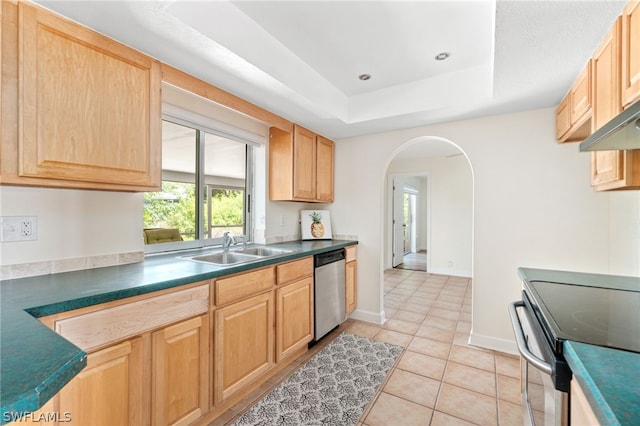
[[37, 0, 626, 145]]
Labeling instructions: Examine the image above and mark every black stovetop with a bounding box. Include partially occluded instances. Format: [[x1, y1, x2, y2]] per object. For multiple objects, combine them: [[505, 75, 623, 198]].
[[524, 280, 640, 354]]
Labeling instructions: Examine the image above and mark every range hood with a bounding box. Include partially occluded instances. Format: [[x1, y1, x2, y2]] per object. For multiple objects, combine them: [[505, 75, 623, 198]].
[[579, 99, 640, 151]]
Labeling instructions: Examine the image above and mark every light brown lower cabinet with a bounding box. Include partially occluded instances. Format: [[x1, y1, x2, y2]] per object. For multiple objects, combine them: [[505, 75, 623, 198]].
[[213, 291, 275, 404], [570, 378, 599, 425], [276, 277, 313, 362], [151, 315, 209, 426], [54, 314, 210, 426], [40, 283, 210, 426], [345, 246, 357, 315], [32, 255, 329, 425], [57, 337, 146, 426], [346, 261, 357, 315]]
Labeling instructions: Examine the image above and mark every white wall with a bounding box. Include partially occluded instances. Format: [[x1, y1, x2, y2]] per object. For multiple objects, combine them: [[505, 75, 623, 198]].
[[0, 186, 144, 277], [608, 191, 640, 277], [331, 107, 624, 353], [387, 154, 473, 277]]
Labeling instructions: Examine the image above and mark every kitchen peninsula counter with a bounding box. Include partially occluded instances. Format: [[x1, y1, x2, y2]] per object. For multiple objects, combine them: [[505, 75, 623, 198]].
[[0, 240, 357, 422], [564, 341, 640, 425]]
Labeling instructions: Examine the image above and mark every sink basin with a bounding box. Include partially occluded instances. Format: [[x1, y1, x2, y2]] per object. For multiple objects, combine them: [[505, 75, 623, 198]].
[[188, 252, 260, 266], [183, 246, 293, 266], [234, 247, 292, 257]]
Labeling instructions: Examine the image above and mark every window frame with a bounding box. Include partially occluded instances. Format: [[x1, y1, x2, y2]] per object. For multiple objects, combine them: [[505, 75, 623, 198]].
[[144, 114, 254, 255]]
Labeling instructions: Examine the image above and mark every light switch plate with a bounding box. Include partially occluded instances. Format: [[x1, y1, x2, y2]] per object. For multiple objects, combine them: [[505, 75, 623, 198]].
[[1, 216, 38, 242]]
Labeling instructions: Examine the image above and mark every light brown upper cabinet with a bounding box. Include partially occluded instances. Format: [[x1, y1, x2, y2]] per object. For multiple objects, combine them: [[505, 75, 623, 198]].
[[590, 16, 640, 190], [315, 136, 335, 202], [592, 18, 622, 131], [555, 61, 592, 142], [621, 0, 640, 107], [269, 125, 335, 202], [1, 1, 161, 191]]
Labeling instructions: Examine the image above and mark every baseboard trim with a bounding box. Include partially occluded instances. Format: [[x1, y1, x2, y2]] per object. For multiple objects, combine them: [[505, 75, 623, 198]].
[[469, 331, 518, 355], [428, 268, 472, 278], [349, 308, 386, 325]]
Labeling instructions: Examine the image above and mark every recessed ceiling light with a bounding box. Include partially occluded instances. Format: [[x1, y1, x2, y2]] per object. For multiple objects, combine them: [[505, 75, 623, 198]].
[[358, 74, 371, 81], [435, 52, 450, 61]]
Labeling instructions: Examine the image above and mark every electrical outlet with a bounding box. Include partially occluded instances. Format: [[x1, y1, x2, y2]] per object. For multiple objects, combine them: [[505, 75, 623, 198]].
[[22, 220, 32, 237], [1, 216, 37, 242]]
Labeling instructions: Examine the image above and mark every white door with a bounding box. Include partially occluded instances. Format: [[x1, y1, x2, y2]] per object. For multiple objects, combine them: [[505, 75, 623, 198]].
[[409, 193, 417, 253], [392, 179, 405, 267]]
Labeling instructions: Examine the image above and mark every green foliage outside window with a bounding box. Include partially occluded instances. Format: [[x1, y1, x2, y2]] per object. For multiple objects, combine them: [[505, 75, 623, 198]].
[[210, 189, 244, 227], [144, 182, 197, 240], [144, 183, 244, 241]]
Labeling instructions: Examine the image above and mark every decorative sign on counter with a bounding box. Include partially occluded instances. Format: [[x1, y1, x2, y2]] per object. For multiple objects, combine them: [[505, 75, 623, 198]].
[[300, 210, 332, 240]]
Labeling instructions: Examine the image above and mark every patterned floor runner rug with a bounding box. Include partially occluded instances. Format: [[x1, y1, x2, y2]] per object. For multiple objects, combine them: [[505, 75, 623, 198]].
[[233, 332, 403, 426]]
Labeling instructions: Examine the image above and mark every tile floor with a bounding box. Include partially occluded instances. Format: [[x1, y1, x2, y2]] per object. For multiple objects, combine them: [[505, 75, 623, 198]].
[[213, 269, 524, 426], [395, 250, 427, 271], [356, 269, 524, 426]]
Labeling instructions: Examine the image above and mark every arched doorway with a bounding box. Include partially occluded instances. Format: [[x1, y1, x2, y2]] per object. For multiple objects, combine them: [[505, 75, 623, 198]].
[[382, 136, 474, 319]]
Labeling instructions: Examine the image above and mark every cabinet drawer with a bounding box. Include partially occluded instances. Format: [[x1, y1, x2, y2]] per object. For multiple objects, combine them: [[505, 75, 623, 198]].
[[345, 246, 357, 263], [276, 257, 313, 284], [56, 285, 209, 351], [215, 267, 275, 306]]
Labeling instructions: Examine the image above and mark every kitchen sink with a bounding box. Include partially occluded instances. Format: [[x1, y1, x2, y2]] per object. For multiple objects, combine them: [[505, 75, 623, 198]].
[[188, 252, 260, 266], [233, 247, 292, 257], [183, 246, 293, 266]]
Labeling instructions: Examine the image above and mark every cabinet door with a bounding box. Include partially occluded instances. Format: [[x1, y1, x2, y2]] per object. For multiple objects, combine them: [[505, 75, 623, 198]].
[[555, 95, 571, 141], [592, 150, 640, 190], [214, 292, 274, 403], [316, 136, 334, 202], [17, 3, 161, 189], [555, 61, 592, 143], [57, 338, 145, 426], [592, 151, 624, 187], [571, 63, 592, 123], [622, 0, 640, 107], [591, 18, 622, 189], [592, 17, 621, 131], [345, 260, 357, 315], [152, 315, 209, 426], [276, 277, 313, 362], [570, 379, 599, 426], [292, 126, 317, 200]]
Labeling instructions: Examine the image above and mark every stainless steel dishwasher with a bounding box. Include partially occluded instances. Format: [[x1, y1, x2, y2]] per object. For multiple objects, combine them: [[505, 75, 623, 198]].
[[313, 249, 346, 342]]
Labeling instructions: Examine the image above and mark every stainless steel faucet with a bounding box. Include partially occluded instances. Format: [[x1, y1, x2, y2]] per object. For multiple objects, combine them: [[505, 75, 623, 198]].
[[234, 234, 248, 249], [222, 232, 235, 252]]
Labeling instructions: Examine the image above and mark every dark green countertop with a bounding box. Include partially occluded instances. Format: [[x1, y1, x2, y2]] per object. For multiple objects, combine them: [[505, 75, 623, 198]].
[[0, 240, 357, 423], [565, 341, 640, 426], [518, 267, 640, 425]]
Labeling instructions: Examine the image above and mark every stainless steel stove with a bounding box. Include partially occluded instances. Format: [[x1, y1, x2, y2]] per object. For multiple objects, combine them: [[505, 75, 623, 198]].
[[509, 268, 640, 426], [526, 280, 640, 354]]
